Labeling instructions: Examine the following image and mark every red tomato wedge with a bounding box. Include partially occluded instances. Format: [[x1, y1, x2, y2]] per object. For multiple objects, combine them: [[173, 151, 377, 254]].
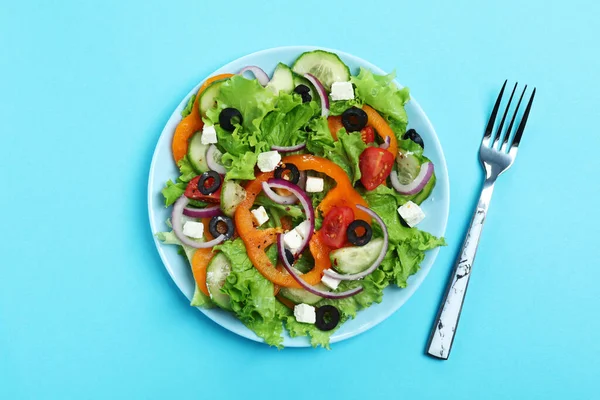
[[320, 206, 354, 249], [359, 147, 395, 190], [184, 175, 222, 203]]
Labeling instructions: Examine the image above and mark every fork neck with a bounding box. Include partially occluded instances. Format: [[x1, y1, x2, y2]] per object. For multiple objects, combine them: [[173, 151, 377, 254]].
[[478, 178, 496, 212]]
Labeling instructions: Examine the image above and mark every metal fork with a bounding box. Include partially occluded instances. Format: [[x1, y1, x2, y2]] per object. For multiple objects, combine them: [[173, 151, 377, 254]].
[[426, 81, 536, 360]]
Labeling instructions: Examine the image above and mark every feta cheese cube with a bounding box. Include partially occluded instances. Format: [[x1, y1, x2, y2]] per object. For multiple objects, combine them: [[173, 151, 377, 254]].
[[182, 221, 204, 239], [294, 220, 312, 239], [283, 229, 303, 254], [397, 201, 426, 227], [305, 176, 324, 193], [251, 206, 269, 226], [330, 81, 355, 101], [257, 151, 281, 172], [201, 125, 218, 144], [321, 272, 341, 290], [294, 303, 316, 324]]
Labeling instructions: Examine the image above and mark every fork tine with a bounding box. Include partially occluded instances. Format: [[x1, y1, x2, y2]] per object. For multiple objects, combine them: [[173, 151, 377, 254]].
[[500, 85, 527, 151], [492, 82, 518, 148], [483, 80, 507, 140], [511, 88, 536, 149]]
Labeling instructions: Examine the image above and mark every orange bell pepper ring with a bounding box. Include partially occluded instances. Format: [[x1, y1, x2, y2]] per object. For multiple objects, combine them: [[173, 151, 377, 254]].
[[281, 155, 370, 222], [362, 105, 398, 158], [191, 248, 215, 297], [234, 171, 332, 288], [171, 73, 234, 163]]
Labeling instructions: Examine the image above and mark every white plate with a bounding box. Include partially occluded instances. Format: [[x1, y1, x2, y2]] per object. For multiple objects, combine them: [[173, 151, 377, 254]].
[[148, 46, 450, 347]]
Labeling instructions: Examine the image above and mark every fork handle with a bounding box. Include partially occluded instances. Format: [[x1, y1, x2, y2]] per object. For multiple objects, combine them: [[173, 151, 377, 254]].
[[426, 179, 496, 360]]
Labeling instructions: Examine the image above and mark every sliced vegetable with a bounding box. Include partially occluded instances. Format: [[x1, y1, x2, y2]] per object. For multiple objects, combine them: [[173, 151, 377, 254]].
[[292, 50, 351, 91], [266, 63, 294, 94], [304, 73, 329, 117], [172, 73, 233, 162], [199, 78, 229, 117], [271, 143, 307, 152], [362, 105, 398, 157], [220, 180, 246, 217], [320, 206, 354, 249], [390, 161, 434, 195], [191, 247, 215, 297], [187, 131, 210, 174], [346, 219, 372, 246], [239, 65, 270, 87], [183, 205, 222, 219], [206, 145, 227, 174], [362, 126, 376, 144], [280, 283, 330, 305], [327, 115, 343, 140], [379, 135, 391, 149], [261, 181, 297, 205], [172, 196, 226, 249], [359, 147, 394, 191], [206, 252, 232, 310], [277, 233, 362, 299], [324, 205, 388, 281], [395, 150, 421, 184], [330, 238, 384, 274], [293, 84, 312, 103]]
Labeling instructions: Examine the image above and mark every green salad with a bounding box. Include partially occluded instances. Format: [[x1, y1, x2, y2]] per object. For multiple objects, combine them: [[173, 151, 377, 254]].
[[158, 50, 445, 348]]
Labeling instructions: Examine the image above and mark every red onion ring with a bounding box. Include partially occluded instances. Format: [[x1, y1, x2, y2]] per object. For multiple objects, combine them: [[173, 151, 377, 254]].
[[206, 145, 227, 175], [390, 162, 434, 195], [324, 204, 389, 281], [380, 136, 391, 150], [277, 234, 363, 299], [172, 196, 226, 248], [304, 73, 329, 117], [183, 204, 222, 219], [239, 66, 270, 87], [261, 181, 297, 205], [266, 178, 314, 254], [271, 142, 307, 152]]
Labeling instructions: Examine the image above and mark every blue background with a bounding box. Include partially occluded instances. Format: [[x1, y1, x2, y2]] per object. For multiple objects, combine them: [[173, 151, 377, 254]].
[[1, 1, 598, 399]]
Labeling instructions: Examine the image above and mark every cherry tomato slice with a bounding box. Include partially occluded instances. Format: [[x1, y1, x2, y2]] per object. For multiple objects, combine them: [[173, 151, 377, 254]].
[[184, 175, 222, 203], [359, 147, 394, 191], [320, 206, 354, 249], [360, 126, 375, 144]]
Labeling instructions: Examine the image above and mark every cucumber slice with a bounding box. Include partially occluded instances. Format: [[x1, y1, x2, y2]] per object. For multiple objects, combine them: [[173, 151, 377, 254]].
[[206, 253, 232, 310], [220, 180, 246, 217], [330, 238, 385, 274], [186, 131, 210, 174], [266, 63, 294, 94], [199, 79, 227, 116], [292, 50, 351, 91], [280, 283, 330, 306], [395, 151, 421, 185]]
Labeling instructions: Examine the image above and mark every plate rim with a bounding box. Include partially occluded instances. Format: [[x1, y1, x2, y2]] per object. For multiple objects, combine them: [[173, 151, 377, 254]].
[[147, 45, 450, 347]]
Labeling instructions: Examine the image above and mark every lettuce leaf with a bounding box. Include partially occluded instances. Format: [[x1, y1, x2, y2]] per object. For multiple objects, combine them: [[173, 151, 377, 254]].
[[258, 94, 317, 148], [206, 75, 276, 134], [351, 68, 410, 125], [337, 130, 367, 184], [181, 94, 195, 118], [306, 117, 335, 156], [217, 239, 284, 348], [161, 156, 198, 207], [328, 98, 364, 116]]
